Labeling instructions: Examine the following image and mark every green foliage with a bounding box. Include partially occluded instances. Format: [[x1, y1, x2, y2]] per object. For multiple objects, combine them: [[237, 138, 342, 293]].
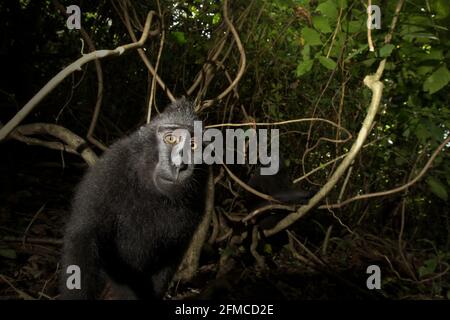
[[316, 0, 338, 20], [171, 31, 187, 45], [379, 44, 395, 58], [317, 55, 336, 70], [423, 65, 450, 94], [212, 12, 221, 25], [419, 251, 450, 281], [418, 258, 437, 278], [263, 244, 273, 255], [2, 0, 449, 299], [296, 59, 313, 76], [312, 16, 332, 34], [431, 0, 450, 20], [426, 176, 448, 201], [302, 27, 322, 46], [0, 248, 17, 259]]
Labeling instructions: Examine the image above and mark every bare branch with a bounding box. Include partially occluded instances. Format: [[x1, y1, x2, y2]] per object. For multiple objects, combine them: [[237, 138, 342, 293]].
[[322, 135, 450, 209], [11, 123, 98, 166], [263, 0, 406, 237], [52, 0, 107, 150], [198, 0, 247, 111], [175, 166, 215, 282], [222, 164, 278, 203], [0, 11, 160, 141], [242, 204, 296, 223], [115, 2, 175, 103]]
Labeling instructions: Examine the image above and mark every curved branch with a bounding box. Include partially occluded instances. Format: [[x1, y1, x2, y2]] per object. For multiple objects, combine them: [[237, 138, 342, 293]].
[[115, 2, 176, 103], [175, 166, 215, 281], [198, 0, 247, 111], [242, 204, 296, 223], [10, 123, 98, 166], [187, 0, 255, 98], [187, 37, 228, 96], [52, 0, 107, 151], [0, 11, 159, 141], [263, 0, 406, 237], [205, 118, 351, 138], [322, 136, 450, 209], [292, 135, 386, 184], [147, 0, 166, 123], [264, 63, 385, 237], [222, 164, 278, 203]]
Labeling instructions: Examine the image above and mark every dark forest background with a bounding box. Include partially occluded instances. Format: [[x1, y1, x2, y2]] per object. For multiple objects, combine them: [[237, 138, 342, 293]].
[[0, 0, 449, 300]]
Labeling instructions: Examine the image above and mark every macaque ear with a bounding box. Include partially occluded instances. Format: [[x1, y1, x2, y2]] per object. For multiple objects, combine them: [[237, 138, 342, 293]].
[[165, 96, 193, 112]]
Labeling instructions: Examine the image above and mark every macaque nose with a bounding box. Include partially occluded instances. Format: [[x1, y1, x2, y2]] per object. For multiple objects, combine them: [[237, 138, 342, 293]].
[[173, 147, 188, 169], [174, 161, 188, 171], [174, 162, 188, 181], [173, 146, 188, 180]]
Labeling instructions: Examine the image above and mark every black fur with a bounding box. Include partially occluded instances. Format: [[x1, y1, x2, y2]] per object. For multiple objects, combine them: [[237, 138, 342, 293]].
[[246, 160, 315, 212], [60, 99, 207, 299], [245, 161, 316, 247]]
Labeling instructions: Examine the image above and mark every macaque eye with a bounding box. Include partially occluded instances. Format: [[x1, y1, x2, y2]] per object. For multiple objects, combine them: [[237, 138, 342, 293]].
[[163, 133, 177, 144], [191, 140, 198, 150]]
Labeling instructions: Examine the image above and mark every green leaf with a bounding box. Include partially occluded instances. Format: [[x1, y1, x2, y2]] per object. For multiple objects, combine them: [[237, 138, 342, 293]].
[[189, 5, 199, 17], [402, 128, 410, 138], [361, 58, 376, 67], [419, 258, 438, 278], [426, 177, 448, 201], [395, 157, 407, 166], [379, 44, 395, 57], [317, 55, 337, 70], [423, 65, 450, 94], [296, 59, 314, 77], [0, 248, 17, 259], [345, 44, 369, 62], [337, 0, 347, 9], [316, 0, 338, 20], [212, 13, 221, 25], [312, 16, 332, 34], [302, 27, 322, 46], [384, 62, 396, 70], [416, 66, 434, 76], [171, 31, 187, 45], [431, 0, 450, 20], [417, 49, 444, 61], [415, 124, 430, 142], [221, 246, 234, 258], [302, 45, 311, 60], [347, 20, 364, 33], [264, 243, 273, 254]]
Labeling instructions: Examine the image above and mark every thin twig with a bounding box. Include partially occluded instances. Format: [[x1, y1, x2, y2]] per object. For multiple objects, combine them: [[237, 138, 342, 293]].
[[323, 136, 450, 209], [367, 0, 375, 51], [0, 11, 160, 141], [222, 164, 278, 202], [22, 203, 46, 246]]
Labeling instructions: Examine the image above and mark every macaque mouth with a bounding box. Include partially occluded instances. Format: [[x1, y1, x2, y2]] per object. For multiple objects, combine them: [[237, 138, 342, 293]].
[[159, 175, 175, 184]]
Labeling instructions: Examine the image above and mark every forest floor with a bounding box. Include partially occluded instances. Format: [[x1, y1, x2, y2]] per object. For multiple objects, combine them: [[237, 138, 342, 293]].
[[0, 143, 447, 300]]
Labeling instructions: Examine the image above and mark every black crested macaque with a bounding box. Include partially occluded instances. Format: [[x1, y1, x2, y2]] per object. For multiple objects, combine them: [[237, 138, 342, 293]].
[[245, 161, 316, 245], [246, 160, 315, 212], [60, 98, 207, 300]]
